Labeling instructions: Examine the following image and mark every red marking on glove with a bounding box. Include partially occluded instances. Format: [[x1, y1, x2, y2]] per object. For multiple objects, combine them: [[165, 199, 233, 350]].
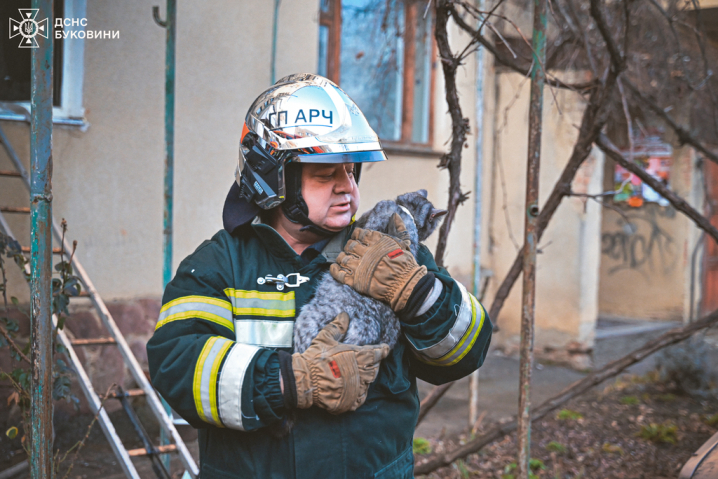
[[329, 360, 341, 378], [388, 249, 404, 259]]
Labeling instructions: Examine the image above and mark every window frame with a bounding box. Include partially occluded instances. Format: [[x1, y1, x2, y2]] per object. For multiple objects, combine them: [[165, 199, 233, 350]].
[[319, 0, 437, 149], [0, 0, 87, 128], [319, 0, 342, 84]]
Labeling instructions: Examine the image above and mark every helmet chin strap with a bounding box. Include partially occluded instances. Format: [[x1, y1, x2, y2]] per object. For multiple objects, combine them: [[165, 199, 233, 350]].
[[281, 203, 336, 237], [281, 162, 336, 237]]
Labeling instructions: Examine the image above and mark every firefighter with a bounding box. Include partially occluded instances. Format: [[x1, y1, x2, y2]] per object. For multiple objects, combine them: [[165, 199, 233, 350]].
[[147, 73, 493, 478]]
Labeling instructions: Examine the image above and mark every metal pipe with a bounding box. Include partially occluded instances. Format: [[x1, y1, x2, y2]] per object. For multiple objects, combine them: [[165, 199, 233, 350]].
[[161, 0, 176, 296], [517, 0, 547, 475], [689, 232, 704, 322], [118, 389, 172, 479], [152, 0, 176, 289], [29, 0, 54, 477], [270, 0, 281, 84], [0, 125, 198, 476], [0, 98, 199, 479], [153, 0, 177, 471], [0, 213, 144, 479], [469, 0, 487, 427]]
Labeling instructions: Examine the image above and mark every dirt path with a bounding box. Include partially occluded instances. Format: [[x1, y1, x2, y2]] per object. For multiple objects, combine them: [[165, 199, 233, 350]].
[[416, 375, 718, 478], [415, 354, 587, 439]]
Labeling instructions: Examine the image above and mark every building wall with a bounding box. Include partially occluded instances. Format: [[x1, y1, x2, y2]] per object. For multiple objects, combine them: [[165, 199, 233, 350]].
[[597, 147, 700, 322], [361, 19, 482, 289], [700, 0, 718, 8], [483, 70, 605, 352], [1, 0, 319, 303], [0, 2, 482, 322], [8, 1, 702, 365]]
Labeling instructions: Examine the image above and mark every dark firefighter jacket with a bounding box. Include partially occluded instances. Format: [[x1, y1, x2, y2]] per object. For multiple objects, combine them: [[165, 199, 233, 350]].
[[147, 221, 493, 479]]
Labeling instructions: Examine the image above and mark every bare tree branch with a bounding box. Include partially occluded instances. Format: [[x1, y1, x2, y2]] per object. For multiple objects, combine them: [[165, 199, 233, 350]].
[[617, 78, 635, 160], [489, 69, 619, 322], [646, 0, 682, 46], [420, 65, 620, 422], [0, 324, 30, 364], [415, 307, 718, 475], [623, 79, 718, 166], [688, 0, 718, 136], [448, 3, 598, 92], [559, 0, 599, 76], [595, 133, 718, 245], [433, 0, 471, 267], [589, 0, 626, 76], [480, 0, 630, 324]]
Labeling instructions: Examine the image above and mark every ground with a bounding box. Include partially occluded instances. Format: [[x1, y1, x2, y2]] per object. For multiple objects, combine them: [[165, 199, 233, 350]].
[[0, 398, 200, 479], [0, 353, 716, 478], [415, 374, 718, 479]]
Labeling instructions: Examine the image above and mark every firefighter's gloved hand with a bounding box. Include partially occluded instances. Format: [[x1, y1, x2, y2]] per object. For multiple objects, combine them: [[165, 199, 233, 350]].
[[330, 213, 427, 312], [289, 312, 389, 414]]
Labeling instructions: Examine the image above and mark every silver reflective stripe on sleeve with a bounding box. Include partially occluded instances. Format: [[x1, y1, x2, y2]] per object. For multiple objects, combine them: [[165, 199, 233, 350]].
[[234, 320, 294, 348], [411, 281, 486, 366], [415, 278, 443, 317], [413, 281, 473, 359], [193, 337, 233, 426], [217, 343, 260, 431], [420, 294, 485, 366], [156, 296, 235, 332]]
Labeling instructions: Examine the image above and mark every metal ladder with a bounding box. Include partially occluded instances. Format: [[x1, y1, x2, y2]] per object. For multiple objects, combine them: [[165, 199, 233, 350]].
[[0, 124, 199, 479]]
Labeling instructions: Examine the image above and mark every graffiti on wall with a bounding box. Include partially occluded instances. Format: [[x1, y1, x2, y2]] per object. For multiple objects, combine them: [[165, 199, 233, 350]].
[[601, 205, 677, 277]]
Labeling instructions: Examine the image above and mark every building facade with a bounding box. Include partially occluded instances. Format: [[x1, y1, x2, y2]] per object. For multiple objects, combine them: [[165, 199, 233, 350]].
[[0, 0, 714, 383]]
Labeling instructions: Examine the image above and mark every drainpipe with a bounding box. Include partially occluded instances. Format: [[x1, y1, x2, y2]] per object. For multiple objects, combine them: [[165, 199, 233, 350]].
[[153, 1, 176, 471], [30, 0, 54, 477], [151, 0, 176, 300], [469, 0, 486, 428], [270, 0, 281, 84], [517, 0, 547, 476]]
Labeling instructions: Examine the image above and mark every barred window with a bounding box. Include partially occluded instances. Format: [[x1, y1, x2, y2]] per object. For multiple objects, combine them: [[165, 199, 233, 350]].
[[0, 0, 86, 125]]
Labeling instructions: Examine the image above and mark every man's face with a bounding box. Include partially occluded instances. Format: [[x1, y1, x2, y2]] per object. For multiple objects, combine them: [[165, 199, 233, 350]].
[[301, 162, 360, 232]]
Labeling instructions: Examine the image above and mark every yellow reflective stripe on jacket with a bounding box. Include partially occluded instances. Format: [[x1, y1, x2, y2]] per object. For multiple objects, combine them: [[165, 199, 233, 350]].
[[193, 336, 233, 426], [413, 282, 486, 367], [156, 296, 234, 332], [224, 288, 295, 318]]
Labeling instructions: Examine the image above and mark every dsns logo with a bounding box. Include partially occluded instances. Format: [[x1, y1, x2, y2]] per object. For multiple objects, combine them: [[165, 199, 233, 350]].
[[9, 9, 49, 48]]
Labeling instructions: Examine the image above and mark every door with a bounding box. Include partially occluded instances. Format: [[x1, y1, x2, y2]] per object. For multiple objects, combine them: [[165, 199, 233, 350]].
[[703, 160, 718, 314]]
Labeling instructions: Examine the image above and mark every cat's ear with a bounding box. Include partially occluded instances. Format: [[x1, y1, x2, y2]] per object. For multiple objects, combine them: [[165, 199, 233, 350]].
[[418, 189, 428, 198], [431, 208, 447, 219]]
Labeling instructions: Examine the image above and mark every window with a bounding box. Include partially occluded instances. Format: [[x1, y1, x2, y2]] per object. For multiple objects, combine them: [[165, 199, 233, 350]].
[[318, 0, 435, 146], [0, 0, 86, 127]]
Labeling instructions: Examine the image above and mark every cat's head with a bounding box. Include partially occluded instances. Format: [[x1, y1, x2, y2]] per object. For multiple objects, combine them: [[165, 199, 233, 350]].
[[395, 189, 446, 242]]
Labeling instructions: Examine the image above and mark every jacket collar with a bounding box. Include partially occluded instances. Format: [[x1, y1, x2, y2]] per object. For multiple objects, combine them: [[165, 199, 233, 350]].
[[320, 227, 352, 262], [249, 218, 354, 265], [223, 182, 260, 234]]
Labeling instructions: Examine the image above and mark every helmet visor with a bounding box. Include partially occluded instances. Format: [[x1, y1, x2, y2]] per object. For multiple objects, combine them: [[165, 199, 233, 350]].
[[292, 149, 387, 164]]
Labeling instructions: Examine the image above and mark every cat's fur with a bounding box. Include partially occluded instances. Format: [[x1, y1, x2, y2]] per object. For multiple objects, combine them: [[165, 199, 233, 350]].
[[293, 190, 445, 353]]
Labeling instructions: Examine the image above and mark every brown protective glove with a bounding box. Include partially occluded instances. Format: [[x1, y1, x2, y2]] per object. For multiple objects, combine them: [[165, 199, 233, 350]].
[[330, 213, 427, 312], [292, 312, 390, 414]]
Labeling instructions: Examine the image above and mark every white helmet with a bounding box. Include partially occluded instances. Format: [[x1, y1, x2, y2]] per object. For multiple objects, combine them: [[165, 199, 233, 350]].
[[230, 73, 386, 234]]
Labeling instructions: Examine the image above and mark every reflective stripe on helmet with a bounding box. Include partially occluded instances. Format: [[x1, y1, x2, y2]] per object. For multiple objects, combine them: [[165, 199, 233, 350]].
[[292, 150, 387, 164]]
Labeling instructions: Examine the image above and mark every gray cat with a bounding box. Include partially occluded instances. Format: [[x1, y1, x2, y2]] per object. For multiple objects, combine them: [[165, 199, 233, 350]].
[[293, 190, 446, 353]]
